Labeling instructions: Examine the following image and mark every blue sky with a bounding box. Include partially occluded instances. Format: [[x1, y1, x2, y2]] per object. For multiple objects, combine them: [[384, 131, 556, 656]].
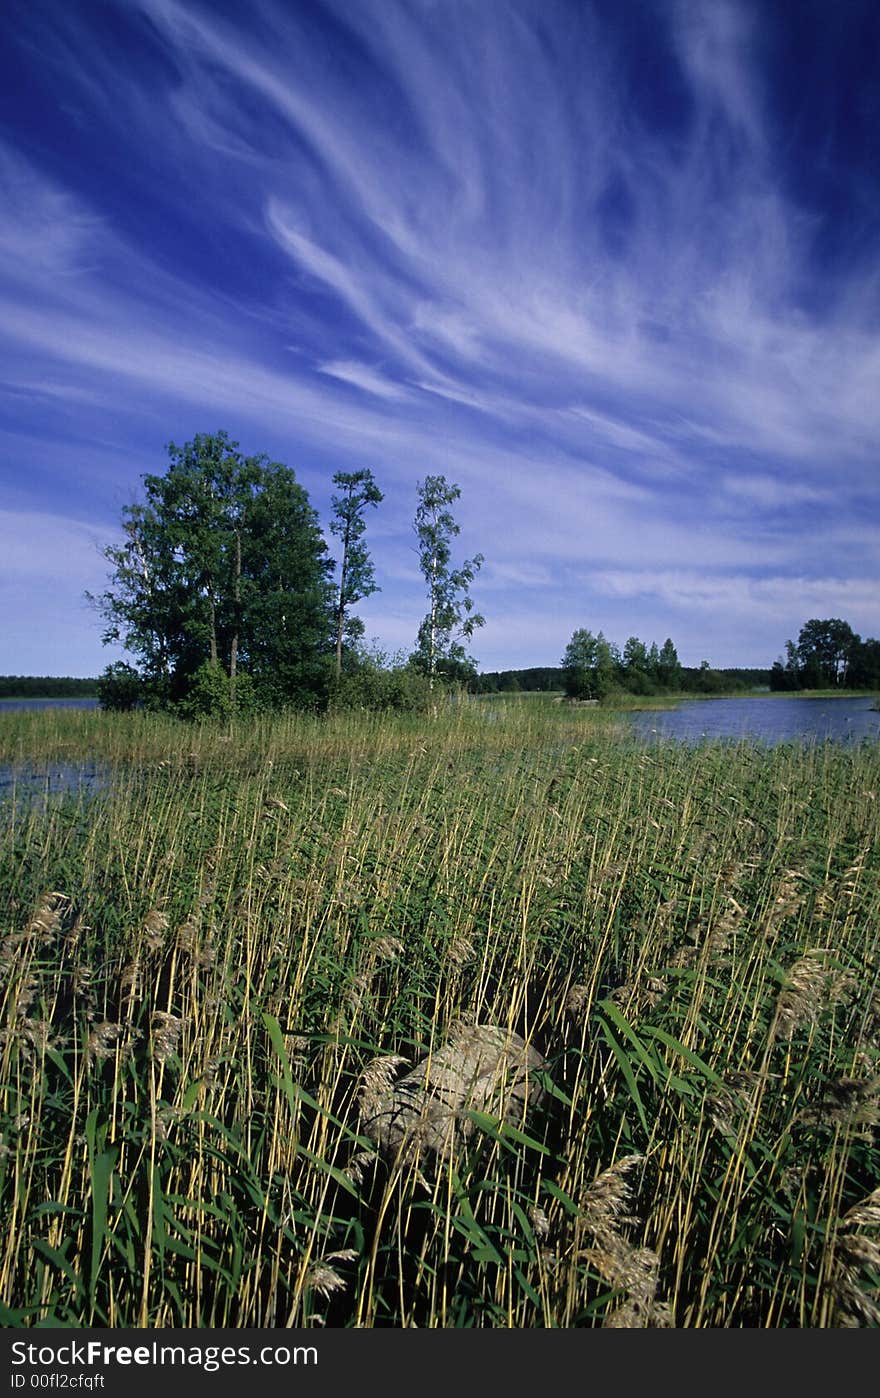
[[1, 0, 878, 678]]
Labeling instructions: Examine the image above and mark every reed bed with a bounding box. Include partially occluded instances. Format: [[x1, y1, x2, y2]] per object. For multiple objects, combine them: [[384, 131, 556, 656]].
[[1, 698, 878, 1327]]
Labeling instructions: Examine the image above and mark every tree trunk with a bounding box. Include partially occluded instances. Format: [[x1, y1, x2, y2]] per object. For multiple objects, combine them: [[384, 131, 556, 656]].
[[335, 519, 351, 681], [230, 529, 241, 709], [209, 593, 218, 665], [428, 552, 437, 691]]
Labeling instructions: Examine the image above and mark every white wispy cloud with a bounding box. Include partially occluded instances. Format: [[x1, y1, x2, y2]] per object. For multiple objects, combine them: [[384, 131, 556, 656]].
[[1, 0, 877, 675], [588, 569, 880, 650], [317, 360, 408, 401], [0, 509, 107, 585]]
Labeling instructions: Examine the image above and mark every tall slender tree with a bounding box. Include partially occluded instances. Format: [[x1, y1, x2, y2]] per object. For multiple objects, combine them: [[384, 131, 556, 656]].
[[328, 468, 384, 679], [657, 637, 683, 690], [412, 475, 484, 688]]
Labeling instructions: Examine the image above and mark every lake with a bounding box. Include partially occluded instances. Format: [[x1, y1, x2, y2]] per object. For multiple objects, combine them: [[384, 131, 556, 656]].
[[0, 697, 99, 711], [628, 693, 880, 746], [0, 699, 103, 802], [0, 760, 109, 804], [1, 694, 877, 805]]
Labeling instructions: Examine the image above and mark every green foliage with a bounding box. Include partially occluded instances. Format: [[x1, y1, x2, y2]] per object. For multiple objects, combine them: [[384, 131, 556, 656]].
[[797, 618, 856, 686], [471, 665, 770, 695], [86, 431, 335, 713], [691, 660, 724, 693], [773, 618, 880, 691], [175, 659, 259, 721], [329, 469, 384, 679], [848, 636, 880, 688], [411, 475, 485, 684], [0, 676, 98, 699], [96, 662, 142, 712], [562, 629, 684, 700], [328, 647, 433, 712], [656, 637, 682, 689], [561, 629, 618, 699], [770, 658, 801, 692]]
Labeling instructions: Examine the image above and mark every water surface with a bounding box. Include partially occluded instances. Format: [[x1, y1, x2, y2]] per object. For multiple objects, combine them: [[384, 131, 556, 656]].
[[628, 694, 879, 746], [0, 761, 109, 804], [0, 697, 99, 711]]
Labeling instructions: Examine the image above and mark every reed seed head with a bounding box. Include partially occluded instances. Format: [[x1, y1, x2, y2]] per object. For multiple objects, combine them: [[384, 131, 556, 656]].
[[87, 1020, 123, 1064], [150, 1011, 182, 1062], [143, 908, 169, 952]]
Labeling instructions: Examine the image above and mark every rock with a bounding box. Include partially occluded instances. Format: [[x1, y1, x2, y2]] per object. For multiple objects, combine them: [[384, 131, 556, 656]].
[[362, 1023, 547, 1166]]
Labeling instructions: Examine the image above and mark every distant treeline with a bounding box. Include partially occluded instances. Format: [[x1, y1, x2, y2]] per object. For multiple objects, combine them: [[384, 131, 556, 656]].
[[0, 676, 99, 698], [471, 666, 772, 694]]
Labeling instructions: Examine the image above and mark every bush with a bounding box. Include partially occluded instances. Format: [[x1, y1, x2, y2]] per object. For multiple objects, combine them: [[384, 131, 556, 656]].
[[329, 652, 433, 712], [176, 660, 259, 721], [97, 662, 142, 712]]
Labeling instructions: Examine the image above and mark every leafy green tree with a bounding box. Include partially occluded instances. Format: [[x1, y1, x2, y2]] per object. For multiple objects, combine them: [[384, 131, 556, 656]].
[[621, 636, 653, 694], [88, 431, 334, 713], [96, 661, 142, 711], [595, 633, 620, 697], [770, 640, 802, 691], [175, 659, 258, 721], [796, 618, 857, 687], [647, 641, 661, 682], [693, 659, 725, 693], [657, 637, 683, 690], [777, 619, 880, 690], [562, 628, 617, 699], [328, 642, 432, 713], [221, 458, 335, 710], [848, 636, 880, 689], [329, 469, 384, 679], [622, 636, 648, 671], [411, 475, 484, 688]]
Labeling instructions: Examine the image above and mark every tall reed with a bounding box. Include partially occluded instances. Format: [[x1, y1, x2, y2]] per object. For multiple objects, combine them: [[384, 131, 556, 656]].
[[1, 698, 878, 1325]]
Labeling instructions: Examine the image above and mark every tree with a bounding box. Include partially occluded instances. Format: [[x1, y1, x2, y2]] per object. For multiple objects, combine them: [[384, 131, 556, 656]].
[[411, 475, 484, 687], [329, 469, 384, 679], [796, 618, 856, 687], [647, 641, 661, 682], [693, 659, 724, 693], [770, 640, 802, 691], [238, 460, 336, 709], [657, 637, 683, 690], [621, 635, 652, 694], [561, 629, 617, 700], [622, 636, 648, 672], [96, 661, 142, 712], [87, 431, 335, 713], [848, 636, 880, 689]]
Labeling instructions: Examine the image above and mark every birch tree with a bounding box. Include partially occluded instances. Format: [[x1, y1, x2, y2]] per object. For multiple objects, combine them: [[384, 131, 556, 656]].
[[329, 468, 383, 679], [412, 475, 484, 688]]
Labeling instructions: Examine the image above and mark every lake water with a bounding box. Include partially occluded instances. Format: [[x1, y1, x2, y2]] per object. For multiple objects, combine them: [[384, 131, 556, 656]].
[[1, 694, 877, 805], [628, 694, 880, 746], [0, 698, 99, 711], [0, 699, 104, 802], [0, 760, 109, 804]]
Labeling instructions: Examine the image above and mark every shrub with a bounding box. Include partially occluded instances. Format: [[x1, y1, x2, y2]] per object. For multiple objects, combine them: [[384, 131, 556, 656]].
[[329, 654, 433, 712], [176, 660, 259, 720], [96, 662, 142, 711]]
